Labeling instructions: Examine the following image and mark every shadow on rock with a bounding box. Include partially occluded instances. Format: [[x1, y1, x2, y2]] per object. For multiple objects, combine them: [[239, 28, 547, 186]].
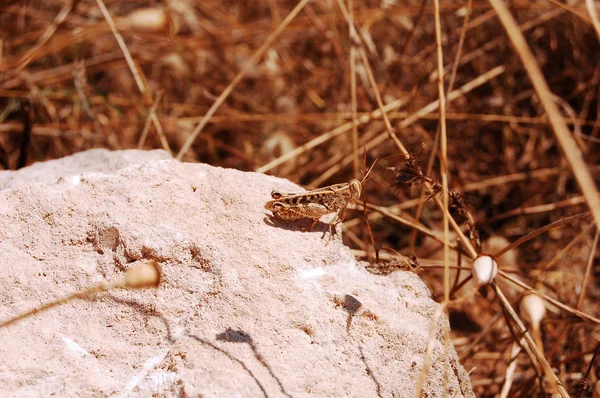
[[216, 328, 292, 398], [336, 294, 383, 397]]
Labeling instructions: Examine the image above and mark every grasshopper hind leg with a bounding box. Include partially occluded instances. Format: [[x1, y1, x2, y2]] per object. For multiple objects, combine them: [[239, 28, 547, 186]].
[[321, 210, 344, 242], [303, 218, 320, 232]]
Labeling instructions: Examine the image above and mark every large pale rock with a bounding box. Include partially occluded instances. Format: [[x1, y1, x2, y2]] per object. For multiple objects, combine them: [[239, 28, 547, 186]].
[[0, 149, 474, 397]]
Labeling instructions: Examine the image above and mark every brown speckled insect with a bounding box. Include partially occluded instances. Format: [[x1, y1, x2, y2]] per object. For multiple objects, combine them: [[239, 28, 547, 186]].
[[265, 163, 375, 234]]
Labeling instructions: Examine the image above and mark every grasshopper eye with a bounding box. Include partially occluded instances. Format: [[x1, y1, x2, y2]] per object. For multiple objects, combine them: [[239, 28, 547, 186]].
[[349, 180, 362, 199], [271, 191, 283, 199]]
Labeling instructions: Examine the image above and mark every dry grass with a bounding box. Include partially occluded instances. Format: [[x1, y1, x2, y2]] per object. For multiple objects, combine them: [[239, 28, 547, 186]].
[[1, 0, 600, 396]]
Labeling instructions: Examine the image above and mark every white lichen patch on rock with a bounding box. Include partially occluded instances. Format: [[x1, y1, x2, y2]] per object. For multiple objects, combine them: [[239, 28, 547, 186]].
[[0, 149, 474, 397]]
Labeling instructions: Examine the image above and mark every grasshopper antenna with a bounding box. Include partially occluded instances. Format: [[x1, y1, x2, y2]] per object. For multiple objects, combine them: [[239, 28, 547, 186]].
[[361, 158, 378, 185]]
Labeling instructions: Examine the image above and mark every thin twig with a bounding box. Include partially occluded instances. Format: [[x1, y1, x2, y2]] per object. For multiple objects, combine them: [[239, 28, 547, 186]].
[[493, 283, 569, 397], [575, 228, 599, 309], [432, 0, 450, 304], [494, 212, 590, 257], [498, 270, 600, 325], [138, 91, 164, 149], [176, 0, 312, 160], [95, 0, 147, 96], [411, 0, 474, 249], [489, 0, 600, 231], [587, 0, 600, 43], [8, 0, 79, 74], [309, 65, 506, 186], [257, 66, 504, 175], [95, 0, 171, 153], [338, 0, 409, 155], [414, 301, 447, 398], [348, 0, 359, 179]]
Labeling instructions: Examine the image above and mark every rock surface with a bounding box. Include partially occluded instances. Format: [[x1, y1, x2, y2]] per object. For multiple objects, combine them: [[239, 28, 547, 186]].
[[0, 149, 474, 397]]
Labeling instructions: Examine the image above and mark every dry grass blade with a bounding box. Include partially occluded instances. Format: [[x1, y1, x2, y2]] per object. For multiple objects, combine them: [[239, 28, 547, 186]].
[[488, 0, 600, 230], [348, 0, 359, 179], [575, 228, 598, 309], [586, 0, 600, 42], [363, 202, 460, 253], [414, 301, 447, 398], [431, 0, 451, 393], [494, 212, 590, 257], [487, 196, 587, 223], [258, 65, 504, 176], [432, 0, 450, 306], [410, 0, 474, 250], [461, 166, 600, 192], [309, 65, 506, 186], [0, 261, 161, 328], [96, 0, 147, 97], [138, 90, 164, 149], [95, 0, 171, 153], [540, 221, 596, 274], [498, 270, 600, 325], [176, 0, 311, 161], [335, 0, 407, 157], [256, 95, 410, 174], [493, 283, 569, 397], [3, 0, 77, 75], [337, 0, 407, 164], [499, 342, 522, 398]]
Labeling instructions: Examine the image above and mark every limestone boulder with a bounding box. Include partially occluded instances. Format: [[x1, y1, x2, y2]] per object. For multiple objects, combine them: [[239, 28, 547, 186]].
[[0, 149, 474, 397]]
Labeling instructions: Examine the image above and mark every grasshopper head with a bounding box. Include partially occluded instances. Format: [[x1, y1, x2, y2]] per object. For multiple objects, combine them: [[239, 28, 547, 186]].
[[348, 179, 362, 201]]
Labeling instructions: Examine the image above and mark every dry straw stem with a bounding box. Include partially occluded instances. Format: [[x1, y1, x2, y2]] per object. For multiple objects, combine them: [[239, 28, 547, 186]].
[[176, 0, 311, 161], [257, 65, 505, 175], [418, 1, 464, 386], [492, 283, 569, 398], [586, 0, 600, 42], [487, 196, 587, 223], [96, 0, 146, 96], [335, 0, 407, 156], [494, 212, 590, 258], [498, 270, 600, 326], [95, 0, 171, 155], [575, 229, 599, 309], [347, 0, 359, 179], [547, 0, 592, 23], [138, 90, 164, 149], [488, 0, 600, 231], [540, 221, 596, 275], [431, 0, 450, 306], [309, 65, 506, 187], [411, 0, 473, 250], [462, 165, 600, 192], [5, 0, 77, 74], [0, 261, 161, 329], [499, 342, 522, 398], [178, 111, 597, 127], [459, 312, 504, 362], [414, 301, 447, 398], [427, 6, 565, 84], [361, 202, 460, 253], [346, 167, 596, 229], [336, 0, 408, 179]]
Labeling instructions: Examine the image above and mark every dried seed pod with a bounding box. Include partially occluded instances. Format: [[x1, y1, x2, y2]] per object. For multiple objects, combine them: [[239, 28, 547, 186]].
[[472, 255, 498, 286], [122, 8, 168, 34], [520, 293, 546, 328], [0, 260, 161, 328], [520, 292, 546, 351], [123, 260, 162, 289]]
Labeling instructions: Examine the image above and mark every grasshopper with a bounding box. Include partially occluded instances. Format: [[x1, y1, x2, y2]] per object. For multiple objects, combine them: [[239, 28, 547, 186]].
[[265, 163, 375, 235]]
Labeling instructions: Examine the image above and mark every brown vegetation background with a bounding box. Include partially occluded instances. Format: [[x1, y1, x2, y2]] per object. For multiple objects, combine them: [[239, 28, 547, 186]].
[[1, 0, 600, 396]]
